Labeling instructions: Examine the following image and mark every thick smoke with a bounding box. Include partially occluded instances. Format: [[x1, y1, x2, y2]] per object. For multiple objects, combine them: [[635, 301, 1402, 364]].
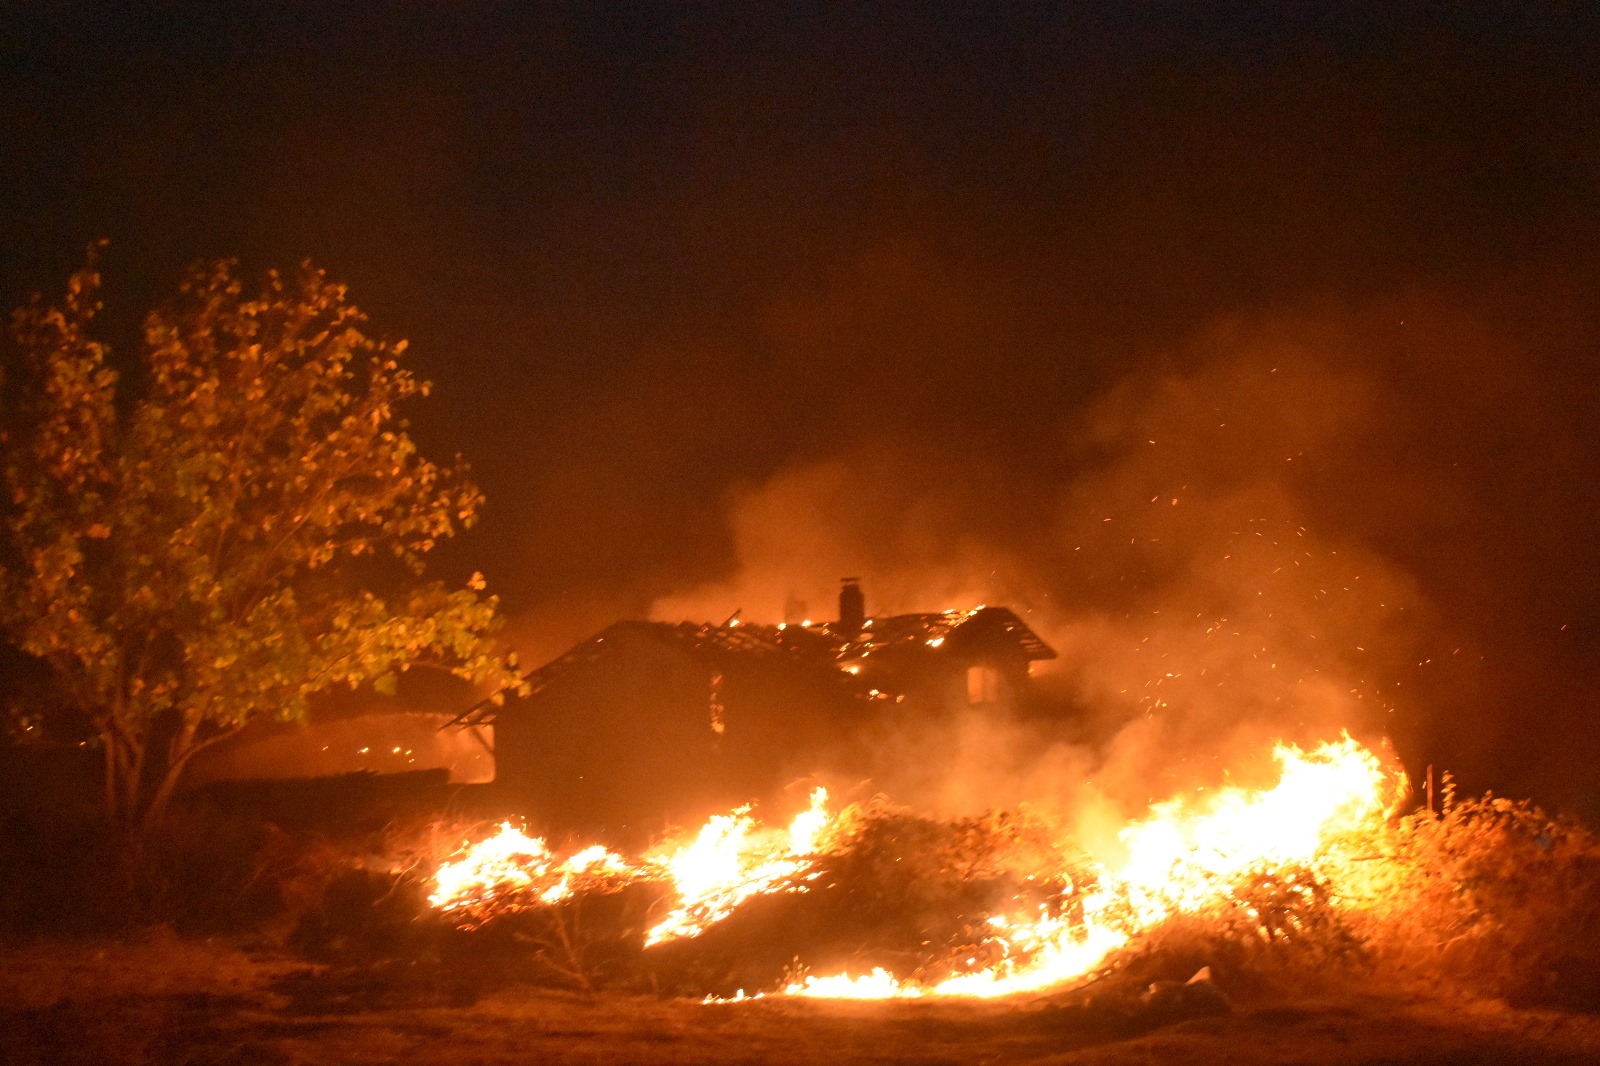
[[8, 5, 1593, 818], [644, 306, 1497, 823]]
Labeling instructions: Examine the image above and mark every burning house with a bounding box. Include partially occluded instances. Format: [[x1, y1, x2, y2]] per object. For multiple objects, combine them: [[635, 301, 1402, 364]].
[[450, 580, 1056, 842]]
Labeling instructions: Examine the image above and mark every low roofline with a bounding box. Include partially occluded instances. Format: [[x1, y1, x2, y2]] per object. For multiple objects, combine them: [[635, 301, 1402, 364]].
[[442, 603, 1056, 729]]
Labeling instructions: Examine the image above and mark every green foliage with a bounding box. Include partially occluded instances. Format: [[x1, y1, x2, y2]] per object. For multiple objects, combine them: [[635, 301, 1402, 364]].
[[0, 246, 525, 834]]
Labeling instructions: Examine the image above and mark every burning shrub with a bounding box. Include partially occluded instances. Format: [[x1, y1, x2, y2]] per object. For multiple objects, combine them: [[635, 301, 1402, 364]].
[[421, 738, 1398, 999], [417, 737, 1600, 1009], [1100, 862, 1367, 1004], [784, 802, 1068, 952], [644, 803, 1076, 997]]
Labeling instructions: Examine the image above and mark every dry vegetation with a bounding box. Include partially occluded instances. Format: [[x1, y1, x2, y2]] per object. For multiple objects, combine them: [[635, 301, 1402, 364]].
[[5, 933, 1600, 1066], [1358, 786, 1600, 1008], [4, 777, 1600, 1064], [399, 787, 1600, 1009]]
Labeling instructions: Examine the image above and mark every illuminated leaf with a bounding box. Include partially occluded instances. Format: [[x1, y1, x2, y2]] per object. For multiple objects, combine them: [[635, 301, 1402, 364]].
[[0, 248, 527, 836]]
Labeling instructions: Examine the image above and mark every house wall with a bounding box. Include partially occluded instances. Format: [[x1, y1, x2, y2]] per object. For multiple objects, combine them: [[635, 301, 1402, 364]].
[[713, 657, 863, 795], [489, 626, 1051, 844], [491, 648, 879, 842], [491, 640, 776, 843]]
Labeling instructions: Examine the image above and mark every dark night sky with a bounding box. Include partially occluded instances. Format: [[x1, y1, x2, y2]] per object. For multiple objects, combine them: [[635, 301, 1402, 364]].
[[4, 3, 1599, 812]]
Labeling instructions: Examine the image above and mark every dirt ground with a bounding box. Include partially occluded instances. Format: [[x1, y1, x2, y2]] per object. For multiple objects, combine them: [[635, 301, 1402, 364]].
[[4, 935, 1600, 1066]]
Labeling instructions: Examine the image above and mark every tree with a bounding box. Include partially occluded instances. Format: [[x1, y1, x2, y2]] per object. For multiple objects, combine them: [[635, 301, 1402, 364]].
[[0, 246, 526, 835]]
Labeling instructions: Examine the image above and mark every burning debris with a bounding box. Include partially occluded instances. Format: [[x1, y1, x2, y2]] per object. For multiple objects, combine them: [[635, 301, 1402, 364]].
[[427, 735, 1410, 1000], [430, 787, 836, 944]]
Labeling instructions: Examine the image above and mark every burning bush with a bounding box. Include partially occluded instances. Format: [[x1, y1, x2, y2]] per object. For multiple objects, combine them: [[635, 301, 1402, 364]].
[[419, 737, 1600, 1010], [1095, 863, 1367, 1006], [644, 803, 1077, 997]]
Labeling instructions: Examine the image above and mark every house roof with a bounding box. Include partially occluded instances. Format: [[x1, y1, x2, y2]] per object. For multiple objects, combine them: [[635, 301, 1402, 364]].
[[447, 606, 1054, 728], [834, 606, 1057, 661]]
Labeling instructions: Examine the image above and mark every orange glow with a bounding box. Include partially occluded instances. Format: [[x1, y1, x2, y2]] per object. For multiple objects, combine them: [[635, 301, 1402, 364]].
[[782, 736, 1397, 999], [430, 737, 1403, 1000], [645, 786, 835, 945], [429, 788, 842, 941], [428, 823, 633, 927]]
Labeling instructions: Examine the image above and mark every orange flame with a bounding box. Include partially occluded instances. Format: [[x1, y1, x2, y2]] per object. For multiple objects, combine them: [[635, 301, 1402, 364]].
[[644, 786, 835, 945], [785, 735, 1399, 999], [427, 787, 842, 940], [428, 823, 633, 927], [430, 736, 1403, 1000]]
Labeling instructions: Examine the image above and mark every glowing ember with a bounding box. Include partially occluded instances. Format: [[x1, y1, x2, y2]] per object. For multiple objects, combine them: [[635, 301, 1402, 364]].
[[429, 737, 1403, 1000]]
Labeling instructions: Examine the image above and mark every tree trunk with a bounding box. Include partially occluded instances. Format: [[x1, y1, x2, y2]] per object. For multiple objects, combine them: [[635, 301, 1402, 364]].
[[101, 731, 118, 829], [137, 720, 245, 837]]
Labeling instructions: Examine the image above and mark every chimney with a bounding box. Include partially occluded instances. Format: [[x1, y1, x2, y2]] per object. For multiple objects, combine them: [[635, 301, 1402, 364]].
[[838, 577, 865, 638]]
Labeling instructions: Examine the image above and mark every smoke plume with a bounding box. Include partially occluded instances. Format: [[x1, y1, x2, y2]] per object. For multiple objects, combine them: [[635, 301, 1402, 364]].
[[641, 296, 1586, 818]]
